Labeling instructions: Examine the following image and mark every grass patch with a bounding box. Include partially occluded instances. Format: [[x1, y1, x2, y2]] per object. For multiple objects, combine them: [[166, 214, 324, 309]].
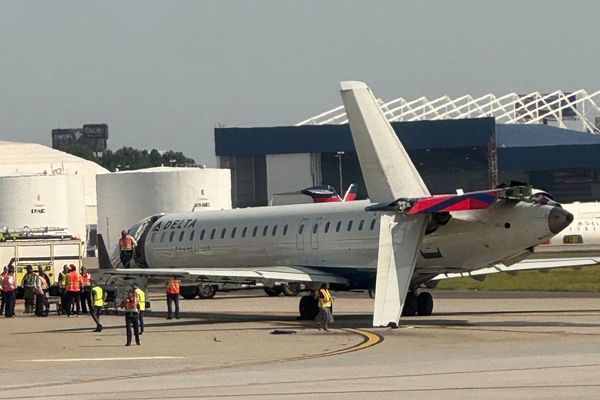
[[435, 266, 600, 291]]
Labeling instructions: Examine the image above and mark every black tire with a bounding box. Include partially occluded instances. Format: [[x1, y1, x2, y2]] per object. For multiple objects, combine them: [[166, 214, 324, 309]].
[[417, 292, 434, 316], [264, 285, 284, 297], [281, 283, 299, 297], [402, 292, 418, 316], [180, 286, 197, 300], [197, 285, 217, 299], [299, 295, 319, 319]]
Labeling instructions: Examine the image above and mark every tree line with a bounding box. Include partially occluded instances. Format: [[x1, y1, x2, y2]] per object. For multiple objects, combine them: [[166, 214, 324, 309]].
[[62, 144, 196, 171]]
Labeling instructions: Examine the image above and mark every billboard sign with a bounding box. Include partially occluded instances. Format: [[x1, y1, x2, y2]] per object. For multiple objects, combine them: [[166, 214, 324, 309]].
[[83, 124, 108, 139]]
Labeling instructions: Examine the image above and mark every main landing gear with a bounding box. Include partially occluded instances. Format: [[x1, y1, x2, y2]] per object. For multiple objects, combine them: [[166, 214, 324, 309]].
[[402, 291, 434, 316]]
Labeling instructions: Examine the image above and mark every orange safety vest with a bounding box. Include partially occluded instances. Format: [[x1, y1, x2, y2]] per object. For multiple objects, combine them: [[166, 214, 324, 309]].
[[119, 235, 135, 251], [67, 271, 81, 292], [2, 273, 15, 292], [81, 272, 92, 287], [166, 278, 180, 294]]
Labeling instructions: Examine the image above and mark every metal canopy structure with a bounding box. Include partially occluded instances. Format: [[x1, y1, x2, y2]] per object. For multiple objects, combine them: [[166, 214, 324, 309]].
[[297, 90, 600, 133]]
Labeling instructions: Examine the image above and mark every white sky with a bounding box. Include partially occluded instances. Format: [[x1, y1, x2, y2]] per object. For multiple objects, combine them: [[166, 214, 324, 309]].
[[1, 0, 598, 165]]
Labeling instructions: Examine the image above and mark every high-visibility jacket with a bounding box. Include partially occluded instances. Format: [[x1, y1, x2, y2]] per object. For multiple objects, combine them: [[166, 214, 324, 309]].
[[124, 291, 138, 312], [91, 286, 104, 307], [319, 288, 332, 308], [58, 272, 67, 289], [22, 272, 36, 288], [166, 278, 180, 294], [2, 273, 15, 292], [81, 272, 92, 287], [67, 271, 81, 292], [119, 235, 135, 251], [135, 288, 146, 311]]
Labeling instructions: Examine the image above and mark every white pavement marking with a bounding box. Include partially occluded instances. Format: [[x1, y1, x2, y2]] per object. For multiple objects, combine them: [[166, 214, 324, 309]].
[[18, 356, 184, 362]]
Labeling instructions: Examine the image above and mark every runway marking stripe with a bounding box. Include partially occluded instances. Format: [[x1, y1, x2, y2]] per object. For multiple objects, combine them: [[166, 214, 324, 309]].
[[18, 356, 184, 362]]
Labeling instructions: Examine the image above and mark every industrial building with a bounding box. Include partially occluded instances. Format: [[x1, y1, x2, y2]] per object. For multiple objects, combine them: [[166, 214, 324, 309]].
[[96, 166, 231, 250], [216, 89, 600, 207]]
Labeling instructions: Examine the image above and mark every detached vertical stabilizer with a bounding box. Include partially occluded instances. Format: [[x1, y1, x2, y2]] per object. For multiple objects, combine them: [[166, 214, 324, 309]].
[[340, 81, 430, 203]]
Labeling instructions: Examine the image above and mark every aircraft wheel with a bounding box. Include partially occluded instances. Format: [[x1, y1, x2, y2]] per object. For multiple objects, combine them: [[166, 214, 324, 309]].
[[402, 292, 418, 316], [197, 285, 217, 299], [180, 286, 197, 300], [264, 285, 284, 297], [299, 295, 319, 319], [416, 292, 434, 316]]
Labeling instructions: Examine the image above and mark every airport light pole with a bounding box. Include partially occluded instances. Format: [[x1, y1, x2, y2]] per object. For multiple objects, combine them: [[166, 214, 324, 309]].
[[335, 151, 344, 194]]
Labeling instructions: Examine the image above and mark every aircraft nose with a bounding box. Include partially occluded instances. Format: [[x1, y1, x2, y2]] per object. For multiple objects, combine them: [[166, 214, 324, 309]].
[[548, 206, 574, 234]]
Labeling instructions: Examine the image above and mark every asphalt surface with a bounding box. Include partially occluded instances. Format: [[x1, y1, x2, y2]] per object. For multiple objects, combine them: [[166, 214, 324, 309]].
[[1, 289, 600, 399]]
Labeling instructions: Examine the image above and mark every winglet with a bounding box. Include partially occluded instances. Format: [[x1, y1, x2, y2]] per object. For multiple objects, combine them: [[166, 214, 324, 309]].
[[340, 81, 430, 202]]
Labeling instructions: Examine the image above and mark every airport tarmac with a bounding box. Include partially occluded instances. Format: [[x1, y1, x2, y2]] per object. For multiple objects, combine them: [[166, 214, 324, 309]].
[[2, 290, 600, 399]]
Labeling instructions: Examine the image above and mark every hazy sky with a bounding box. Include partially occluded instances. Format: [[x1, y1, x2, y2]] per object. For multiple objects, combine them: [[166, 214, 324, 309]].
[[1, 1, 599, 165]]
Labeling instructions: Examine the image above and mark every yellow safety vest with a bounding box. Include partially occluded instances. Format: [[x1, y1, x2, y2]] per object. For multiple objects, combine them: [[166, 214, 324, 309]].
[[91, 286, 104, 307], [319, 288, 332, 308], [135, 288, 146, 311]]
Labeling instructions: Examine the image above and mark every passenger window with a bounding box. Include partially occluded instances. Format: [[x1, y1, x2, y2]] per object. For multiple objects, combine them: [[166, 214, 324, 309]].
[[283, 224, 288, 236], [210, 228, 216, 240], [347, 220, 353, 231], [200, 229, 205, 240], [313, 224, 319, 234], [242, 227, 247, 238], [272, 225, 277, 236], [169, 231, 175, 242], [189, 230, 195, 241], [358, 220, 364, 231], [324, 221, 330, 233], [299, 224, 304, 234], [221, 228, 227, 239], [336, 221, 342, 232], [263, 225, 269, 236], [160, 231, 166, 242], [231, 227, 237, 239], [179, 231, 185, 241], [252, 226, 258, 237], [370, 219, 376, 230]]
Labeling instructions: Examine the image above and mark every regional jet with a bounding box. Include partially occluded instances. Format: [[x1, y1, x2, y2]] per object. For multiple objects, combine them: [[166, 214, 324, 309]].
[[104, 81, 573, 327]]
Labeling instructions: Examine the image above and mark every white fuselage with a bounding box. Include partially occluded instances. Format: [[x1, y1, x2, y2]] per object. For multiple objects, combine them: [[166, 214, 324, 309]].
[[138, 199, 561, 287]]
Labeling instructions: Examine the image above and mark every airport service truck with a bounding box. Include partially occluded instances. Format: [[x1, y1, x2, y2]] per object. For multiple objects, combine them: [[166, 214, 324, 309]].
[[0, 234, 83, 297]]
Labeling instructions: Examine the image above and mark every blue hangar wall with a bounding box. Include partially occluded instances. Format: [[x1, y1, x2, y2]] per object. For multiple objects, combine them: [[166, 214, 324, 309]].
[[215, 117, 600, 207]]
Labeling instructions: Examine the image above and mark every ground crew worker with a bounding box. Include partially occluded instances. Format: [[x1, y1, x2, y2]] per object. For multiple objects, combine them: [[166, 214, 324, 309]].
[[134, 284, 146, 334], [65, 264, 82, 317], [2, 266, 16, 317], [58, 265, 69, 314], [317, 283, 334, 332], [21, 265, 36, 314], [37, 266, 50, 295], [118, 230, 137, 268], [166, 277, 180, 320], [34, 272, 48, 316], [90, 281, 106, 332], [80, 266, 92, 314], [121, 287, 141, 346], [0, 266, 6, 315]]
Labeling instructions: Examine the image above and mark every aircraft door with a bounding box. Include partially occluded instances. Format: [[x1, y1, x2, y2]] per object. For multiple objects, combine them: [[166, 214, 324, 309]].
[[311, 217, 322, 250], [296, 218, 309, 251]]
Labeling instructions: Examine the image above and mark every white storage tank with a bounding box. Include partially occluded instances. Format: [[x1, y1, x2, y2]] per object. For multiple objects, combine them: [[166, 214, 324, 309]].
[[0, 173, 86, 240], [97, 167, 231, 248]]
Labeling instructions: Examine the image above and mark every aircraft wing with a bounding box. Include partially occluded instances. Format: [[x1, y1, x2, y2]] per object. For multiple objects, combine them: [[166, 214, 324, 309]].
[[431, 257, 600, 281], [100, 266, 350, 285]]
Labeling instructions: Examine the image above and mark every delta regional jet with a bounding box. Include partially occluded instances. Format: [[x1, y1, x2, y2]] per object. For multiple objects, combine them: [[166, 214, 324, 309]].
[[106, 81, 574, 328]]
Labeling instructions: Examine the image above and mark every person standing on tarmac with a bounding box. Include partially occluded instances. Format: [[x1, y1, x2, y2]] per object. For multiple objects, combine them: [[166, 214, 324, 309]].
[[0, 266, 6, 315], [58, 265, 69, 314], [34, 272, 49, 317], [166, 277, 181, 320], [316, 283, 334, 332], [65, 264, 82, 317], [2, 266, 16, 317], [21, 265, 36, 314], [80, 266, 93, 314], [134, 284, 146, 335], [121, 287, 141, 346], [118, 230, 137, 269], [90, 281, 105, 332]]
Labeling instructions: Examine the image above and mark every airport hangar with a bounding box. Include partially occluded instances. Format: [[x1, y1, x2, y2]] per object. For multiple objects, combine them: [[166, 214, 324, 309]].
[[215, 89, 600, 207]]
